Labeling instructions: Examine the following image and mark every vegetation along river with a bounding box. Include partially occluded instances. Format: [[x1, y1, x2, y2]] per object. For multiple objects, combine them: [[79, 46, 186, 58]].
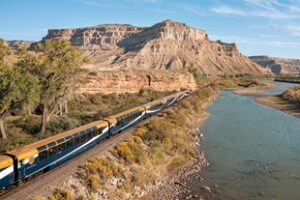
[[193, 81, 300, 199]]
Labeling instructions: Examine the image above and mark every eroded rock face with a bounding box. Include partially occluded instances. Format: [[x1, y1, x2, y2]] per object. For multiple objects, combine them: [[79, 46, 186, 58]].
[[79, 70, 197, 94], [43, 20, 267, 75], [250, 56, 300, 75], [44, 24, 143, 48]]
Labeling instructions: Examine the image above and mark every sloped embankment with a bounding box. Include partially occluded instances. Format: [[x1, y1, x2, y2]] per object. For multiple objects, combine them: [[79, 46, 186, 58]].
[[36, 85, 218, 200]]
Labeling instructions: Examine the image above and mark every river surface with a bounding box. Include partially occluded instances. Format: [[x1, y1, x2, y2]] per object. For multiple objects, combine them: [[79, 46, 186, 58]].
[[198, 82, 300, 200]]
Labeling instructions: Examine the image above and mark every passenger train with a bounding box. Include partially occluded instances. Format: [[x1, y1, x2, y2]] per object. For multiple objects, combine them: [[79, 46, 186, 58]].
[[0, 91, 189, 191]]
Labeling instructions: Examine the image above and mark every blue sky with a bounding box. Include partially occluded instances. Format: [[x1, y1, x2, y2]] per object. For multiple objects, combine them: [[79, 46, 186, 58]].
[[0, 0, 300, 58]]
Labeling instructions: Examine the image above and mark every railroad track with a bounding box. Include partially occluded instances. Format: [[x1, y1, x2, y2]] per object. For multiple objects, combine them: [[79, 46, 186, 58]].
[[1, 81, 217, 200]]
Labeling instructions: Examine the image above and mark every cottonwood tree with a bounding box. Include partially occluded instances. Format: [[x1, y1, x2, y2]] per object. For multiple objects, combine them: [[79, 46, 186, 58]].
[[16, 50, 41, 116], [0, 66, 19, 140], [0, 39, 12, 139], [34, 40, 85, 134]]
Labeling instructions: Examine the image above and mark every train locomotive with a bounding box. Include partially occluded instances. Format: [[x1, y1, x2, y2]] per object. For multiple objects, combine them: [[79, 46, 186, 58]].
[[0, 91, 189, 191]]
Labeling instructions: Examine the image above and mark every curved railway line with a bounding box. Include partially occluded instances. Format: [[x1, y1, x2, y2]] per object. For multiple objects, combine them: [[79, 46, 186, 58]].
[[0, 81, 217, 200]]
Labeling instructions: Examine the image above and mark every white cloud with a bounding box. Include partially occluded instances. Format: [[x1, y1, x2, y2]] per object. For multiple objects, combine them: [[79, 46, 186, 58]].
[[286, 25, 300, 36], [178, 4, 206, 16], [211, 0, 300, 20], [211, 5, 246, 16], [210, 34, 300, 48]]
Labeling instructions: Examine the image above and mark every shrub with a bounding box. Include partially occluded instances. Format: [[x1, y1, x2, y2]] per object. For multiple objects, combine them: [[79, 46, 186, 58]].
[[281, 87, 300, 102], [87, 174, 100, 191], [47, 117, 81, 134], [112, 140, 146, 164], [15, 116, 40, 135], [83, 157, 121, 179], [48, 187, 72, 200], [167, 157, 188, 170]]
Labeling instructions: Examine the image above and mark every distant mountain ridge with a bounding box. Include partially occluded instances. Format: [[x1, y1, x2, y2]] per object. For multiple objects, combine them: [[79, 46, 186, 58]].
[[250, 56, 300, 75]]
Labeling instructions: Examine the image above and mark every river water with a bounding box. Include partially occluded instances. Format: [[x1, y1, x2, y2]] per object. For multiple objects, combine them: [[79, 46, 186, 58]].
[[198, 82, 300, 200]]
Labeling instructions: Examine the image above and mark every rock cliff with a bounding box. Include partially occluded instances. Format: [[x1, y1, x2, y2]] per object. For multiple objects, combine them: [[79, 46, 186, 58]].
[[44, 24, 143, 48], [43, 20, 267, 75], [250, 56, 300, 75], [79, 70, 197, 94]]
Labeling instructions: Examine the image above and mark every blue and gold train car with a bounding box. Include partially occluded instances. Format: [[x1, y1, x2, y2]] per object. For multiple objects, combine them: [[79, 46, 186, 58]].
[[0, 120, 109, 190], [0, 91, 190, 190]]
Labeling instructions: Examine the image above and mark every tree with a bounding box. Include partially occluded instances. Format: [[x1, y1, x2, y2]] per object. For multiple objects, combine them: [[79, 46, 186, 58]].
[[0, 39, 10, 65], [16, 50, 41, 115], [0, 39, 13, 139], [0, 66, 18, 139], [34, 40, 85, 134]]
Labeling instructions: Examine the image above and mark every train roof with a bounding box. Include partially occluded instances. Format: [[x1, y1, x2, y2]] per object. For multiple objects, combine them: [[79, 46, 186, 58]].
[[8, 120, 109, 161], [0, 155, 13, 169], [143, 98, 166, 109], [105, 106, 145, 120]]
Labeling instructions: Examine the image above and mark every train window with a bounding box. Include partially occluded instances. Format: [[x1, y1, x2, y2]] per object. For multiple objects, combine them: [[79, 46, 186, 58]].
[[57, 138, 65, 144], [117, 110, 143, 126], [92, 129, 98, 137], [87, 131, 93, 139], [37, 145, 47, 152], [47, 142, 56, 148], [80, 132, 87, 143], [48, 146, 58, 157], [66, 138, 74, 149], [74, 134, 81, 145], [39, 151, 48, 162], [57, 143, 65, 153]]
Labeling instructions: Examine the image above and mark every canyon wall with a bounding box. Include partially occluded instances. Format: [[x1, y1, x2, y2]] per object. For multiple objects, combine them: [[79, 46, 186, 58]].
[[43, 20, 267, 75], [79, 70, 197, 94], [250, 56, 300, 75]]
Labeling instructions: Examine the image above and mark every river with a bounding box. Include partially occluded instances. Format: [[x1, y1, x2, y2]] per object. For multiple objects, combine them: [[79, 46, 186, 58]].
[[193, 81, 300, 200]]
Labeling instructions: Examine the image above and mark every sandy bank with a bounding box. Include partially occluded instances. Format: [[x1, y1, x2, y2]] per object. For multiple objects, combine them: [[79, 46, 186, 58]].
[[255, 96, 300, 118], [233, 87, 268, 95]]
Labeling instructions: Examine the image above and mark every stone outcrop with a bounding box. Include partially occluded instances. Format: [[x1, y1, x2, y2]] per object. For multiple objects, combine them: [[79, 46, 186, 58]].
[[250, 56, 300, 75], [44, 24, 143, 48], [7, 40, 34, 49], [43, 20, 267, 75], [79, 70, 197, 94]]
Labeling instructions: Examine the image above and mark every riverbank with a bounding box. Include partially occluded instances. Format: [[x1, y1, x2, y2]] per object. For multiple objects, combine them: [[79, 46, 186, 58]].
[[255, 96, 300, 118], [233, 81, 274, 96], [143, 92, 220, 200]]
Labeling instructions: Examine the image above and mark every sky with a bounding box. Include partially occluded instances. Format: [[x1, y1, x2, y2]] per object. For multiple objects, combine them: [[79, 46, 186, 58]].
[[0, 0, 300, 58]]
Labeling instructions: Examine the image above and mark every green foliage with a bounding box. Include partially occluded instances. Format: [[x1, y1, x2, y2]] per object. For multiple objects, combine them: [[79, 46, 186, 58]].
[[47, 117, 81, 135], [0, 65, 18, 115], [0, 38, 10, 64], [34, 39, 85, 105]]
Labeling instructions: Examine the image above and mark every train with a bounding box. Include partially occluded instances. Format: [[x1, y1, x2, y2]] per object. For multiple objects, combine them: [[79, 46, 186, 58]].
[[0, 91, 190, 191]]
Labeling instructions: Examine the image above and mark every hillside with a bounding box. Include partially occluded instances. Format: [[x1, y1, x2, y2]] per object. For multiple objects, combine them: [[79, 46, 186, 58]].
[[250, 56, 300, 75], [43, 20, 266, 75]]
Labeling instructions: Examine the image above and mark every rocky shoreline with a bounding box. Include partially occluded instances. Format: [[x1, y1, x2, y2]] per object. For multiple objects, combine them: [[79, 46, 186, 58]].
[[143, 93, 220, 200]]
